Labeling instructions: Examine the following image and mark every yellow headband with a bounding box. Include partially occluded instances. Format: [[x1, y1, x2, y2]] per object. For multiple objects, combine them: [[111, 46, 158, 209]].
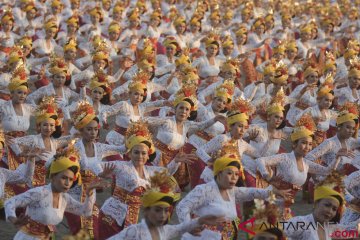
[[227, 112, 249, 126], [49, 155, 81, 185], [125, 135, 155, 155], [290, 126, 314, 142], [142, 191, 175, 208], [314, 185, 343, 205], [213, 157, 241, 176]]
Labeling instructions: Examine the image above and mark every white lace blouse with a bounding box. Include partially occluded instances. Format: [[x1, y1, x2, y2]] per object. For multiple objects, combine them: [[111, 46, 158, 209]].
[[176, 180, 272, 239], [0, 160, 34, 198], [5, 184, 95, 240], [0, 101, 35, 132]]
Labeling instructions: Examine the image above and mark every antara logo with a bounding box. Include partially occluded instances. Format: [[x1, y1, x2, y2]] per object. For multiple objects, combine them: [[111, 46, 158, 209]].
[[237, 218, 359, 239]]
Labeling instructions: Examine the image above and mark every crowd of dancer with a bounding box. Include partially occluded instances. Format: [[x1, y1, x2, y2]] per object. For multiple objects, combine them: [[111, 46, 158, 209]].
[[1, 0, 360, 239]]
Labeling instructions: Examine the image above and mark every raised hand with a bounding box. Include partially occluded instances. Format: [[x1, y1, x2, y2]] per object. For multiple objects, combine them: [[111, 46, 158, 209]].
[[98, 163, 116, 179]]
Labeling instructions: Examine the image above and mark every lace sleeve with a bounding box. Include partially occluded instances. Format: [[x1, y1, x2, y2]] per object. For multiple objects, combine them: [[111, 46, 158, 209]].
[[5, 187, 43, 219], [305, 140, 333, 162], [196, 135, 227, 163], [64, 193, 95, 217], [256, 154, 287, 179], [234, 186, 271, 203], [165, 219, 200, 239], [176, 185, 207, 222], [97, 143, 126, 158]]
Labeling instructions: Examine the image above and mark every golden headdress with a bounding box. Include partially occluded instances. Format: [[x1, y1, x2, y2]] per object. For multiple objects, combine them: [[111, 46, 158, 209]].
[[125, 120, 155, 155], [142, 170, 179, 208], [290, 114, 316, 142], [348, 56, 360, 78], [128, 70, 150, 92], [50, 144, 81, 185], [44, 18, 58, 30], [8, 62, 28, 92], [173, 15, 186, 27], [336, 102, 359, 126], [249, 197, 284, 239], [17, 36, 32, 48], [108, 21, 121, 33], [89, 6, 103, 22], [64, 38, 77, 52], [317, 73, 334, 99], [173, 85, 198, 111], [220, 59, 240, 75], [35, 96, 62, 126], [51, 0, 63, 8], [71, 101, 97, 130], [49, 56, 69, 75], [227, 98, 254, 126], [271, 61, 288, 85], [267, 88, 286, 116], [215, 79, 235, 103], [213, 143, 244, 179], [1, 11, 14, 23], [90, 70, 111, 94], [66, 15, 79, 27], [7, 45, 24, 65]]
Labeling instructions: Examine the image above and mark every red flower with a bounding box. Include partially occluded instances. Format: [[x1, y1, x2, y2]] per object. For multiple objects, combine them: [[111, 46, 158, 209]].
[[137, 130, 146, 137]]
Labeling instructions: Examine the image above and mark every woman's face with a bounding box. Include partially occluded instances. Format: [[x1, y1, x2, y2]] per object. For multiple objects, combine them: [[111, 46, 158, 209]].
[[52, 72, 67, 87], [67, 24, 77, 34], [206, 45, 218, 57], [129, 89, 145, 105], [26, 9, 37, 19], [93, 59, 107, 71], [91, 14, 100, 24], [223, 45, 234, 56], [51, 169, 75, 193], [11, 89, 28, 104], [230, 121, 248, 139], [293, 136, 313, 156], [313, 198, 339, 224], [130, 144, 149, 167], [267, 112, 284, 129], [65, 49, 76, 61], [45, 27, 57, 39], [338, 121, 356, 139], [236, 35, 247, 45], [286, 49, 298, 60], [212, 96, 227, 113], [166, 46, 176, 56], [80, 120, 99, 141], [109, 31, 120, 41], [2, 21, 13, 32], [40, 118, 56, 137], [175, 24, 186, 34], [306, 72, 319, 85], [349, 76, 360, 89], [91, 87, 105, 102], [318, 95, 333, 110], [144, 206, 170, 227], [190, 24, 200, 33], [175, 102, 191, 122], [255, 24, 265, 35], [217, 167, 239, 189]]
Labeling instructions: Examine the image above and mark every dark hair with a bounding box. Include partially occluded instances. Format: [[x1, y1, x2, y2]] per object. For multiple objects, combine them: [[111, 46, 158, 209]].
[[52, 125, 62, 138], [64, 75, 72, 86]]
